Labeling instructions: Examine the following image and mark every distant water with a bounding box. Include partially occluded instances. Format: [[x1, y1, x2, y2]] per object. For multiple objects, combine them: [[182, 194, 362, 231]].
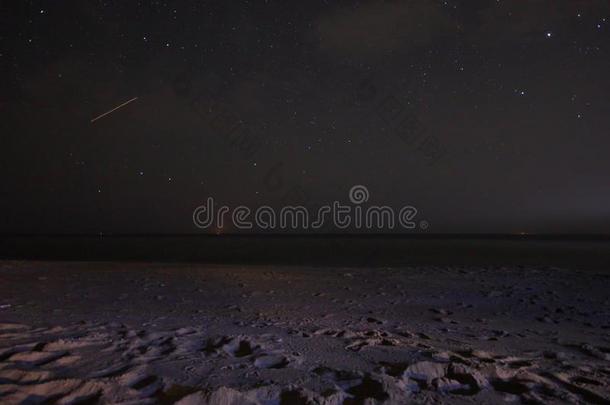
[[1, 234, 609, 268]]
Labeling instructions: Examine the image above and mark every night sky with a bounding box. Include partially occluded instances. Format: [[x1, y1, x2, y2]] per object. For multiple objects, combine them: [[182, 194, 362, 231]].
[[2, 1, 610, 234]]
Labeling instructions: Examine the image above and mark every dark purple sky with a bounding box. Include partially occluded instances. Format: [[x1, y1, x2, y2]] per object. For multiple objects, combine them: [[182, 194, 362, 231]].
[[2, 1, 610, 234]]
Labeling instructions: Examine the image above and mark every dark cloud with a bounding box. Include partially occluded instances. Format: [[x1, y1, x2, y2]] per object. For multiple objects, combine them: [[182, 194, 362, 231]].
[[316, 1, 453, 56]]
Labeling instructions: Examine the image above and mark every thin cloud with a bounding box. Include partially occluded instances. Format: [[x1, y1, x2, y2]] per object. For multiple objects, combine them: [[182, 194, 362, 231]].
[[315, 1, 452, 57]]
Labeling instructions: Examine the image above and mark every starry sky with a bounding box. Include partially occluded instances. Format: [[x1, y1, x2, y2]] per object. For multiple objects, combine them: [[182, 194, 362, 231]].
[[2, 0, 610, 234]]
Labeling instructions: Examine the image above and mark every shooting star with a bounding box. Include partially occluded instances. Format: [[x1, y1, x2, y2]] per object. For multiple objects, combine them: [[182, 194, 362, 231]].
[[90, 97, 138, 123]]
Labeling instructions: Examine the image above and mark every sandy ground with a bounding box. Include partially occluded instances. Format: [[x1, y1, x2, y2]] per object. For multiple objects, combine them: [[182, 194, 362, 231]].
[[0, 261, 609, 404]]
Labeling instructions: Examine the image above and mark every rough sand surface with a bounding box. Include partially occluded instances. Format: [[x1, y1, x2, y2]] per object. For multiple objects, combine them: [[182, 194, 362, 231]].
[[0, 261, 609, 404]]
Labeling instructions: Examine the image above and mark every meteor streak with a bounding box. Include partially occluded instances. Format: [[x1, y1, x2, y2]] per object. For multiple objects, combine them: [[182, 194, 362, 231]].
[[90, 97, 138, 123]]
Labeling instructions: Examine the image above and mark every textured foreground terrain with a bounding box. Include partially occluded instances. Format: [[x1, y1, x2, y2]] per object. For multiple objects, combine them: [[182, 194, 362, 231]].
[[0, 261, 609, 404]]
